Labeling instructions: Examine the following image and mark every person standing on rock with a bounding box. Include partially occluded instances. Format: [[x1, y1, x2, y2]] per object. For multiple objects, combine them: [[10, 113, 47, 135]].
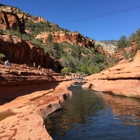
[[38, 65, 41, 70], [4, 60, 10, 66], [33, 62, 35, 67]]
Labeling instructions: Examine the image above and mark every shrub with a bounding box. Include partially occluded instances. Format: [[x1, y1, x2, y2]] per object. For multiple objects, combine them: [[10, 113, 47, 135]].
[[30, 38, 42, 46], [46, 34, 53, 44], [117, 36, 128, 48], [61, 67, 68, 74], [0, 53, 6, 60]]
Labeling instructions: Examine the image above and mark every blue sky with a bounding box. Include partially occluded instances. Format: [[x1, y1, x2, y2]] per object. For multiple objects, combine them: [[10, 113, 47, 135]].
[[0, 0, 140, 41]]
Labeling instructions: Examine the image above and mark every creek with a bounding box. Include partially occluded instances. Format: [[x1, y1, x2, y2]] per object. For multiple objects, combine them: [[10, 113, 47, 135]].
[[45, 83, 140, 140]]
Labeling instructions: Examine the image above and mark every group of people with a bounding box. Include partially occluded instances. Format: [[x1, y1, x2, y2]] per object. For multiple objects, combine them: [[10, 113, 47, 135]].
[[4, 60, 53, 74], [4, 61, 40, 69], [33, 62, 41, 70], [33, 62, 53, 73], [4, 60, 46, 72]]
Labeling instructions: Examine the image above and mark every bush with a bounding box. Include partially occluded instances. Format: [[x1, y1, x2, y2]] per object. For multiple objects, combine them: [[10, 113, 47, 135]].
[[123, 50, 128, 59], [21, 34, 32, 41], [117, 36, 128, 48], [30, 38, 42, 46], [46, 34, 53, 44], [61, 67, 68, 75], [129, 28, 140, 42], [0, 53, 6, 60]]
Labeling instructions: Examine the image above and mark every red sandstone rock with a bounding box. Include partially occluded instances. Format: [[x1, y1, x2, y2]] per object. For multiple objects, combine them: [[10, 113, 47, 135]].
[[98, 46, 110, 58], [36, 31, 95, 48], [0, 114, 52, 140], [113, 41, 139, 61], [0, 80, 74, 139], [0, 12, 25, 33], [0, 34, 60, 71], [83, 50, 140, 98], [38, 16, 48, 22], [0, 61, 66, 104]]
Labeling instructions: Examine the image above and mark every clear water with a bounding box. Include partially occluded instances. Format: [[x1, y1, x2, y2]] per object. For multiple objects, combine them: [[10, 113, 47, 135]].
[[45, 84, 140, 140]]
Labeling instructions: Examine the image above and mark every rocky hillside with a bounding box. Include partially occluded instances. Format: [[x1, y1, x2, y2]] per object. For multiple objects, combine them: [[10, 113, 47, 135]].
[[0, 3, 113, 74], [36, 31, 95, 48], [1, 3, 139, 74], [0, 3, 95, 48], [95, 40, 117, 54]]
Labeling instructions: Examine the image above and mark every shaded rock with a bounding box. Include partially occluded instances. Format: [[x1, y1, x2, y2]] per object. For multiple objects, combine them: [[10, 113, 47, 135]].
[[0, 34, 61, 71]]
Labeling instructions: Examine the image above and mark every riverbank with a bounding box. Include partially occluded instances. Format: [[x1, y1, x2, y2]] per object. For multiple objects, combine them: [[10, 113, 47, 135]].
[[0, 62, 75, 139], [0, 62, 65, 105], [0, 80, 75, 139], [82, 51, 140, 98]]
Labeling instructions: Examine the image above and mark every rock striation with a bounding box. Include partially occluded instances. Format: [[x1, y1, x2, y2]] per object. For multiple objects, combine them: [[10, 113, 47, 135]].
[[0, 56, 74, 139], [0, 11, 25, 33], [0, 62, 64, 104], [0, 59, 74, 139], [36, 31, 95, 48], [0, 79, 74, 140], [83, 50, 140, 98]]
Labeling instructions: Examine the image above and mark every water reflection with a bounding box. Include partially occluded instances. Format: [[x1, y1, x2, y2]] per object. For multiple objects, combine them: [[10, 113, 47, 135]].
[[45, 85, 140, 140], [99, 92, 140, 126]]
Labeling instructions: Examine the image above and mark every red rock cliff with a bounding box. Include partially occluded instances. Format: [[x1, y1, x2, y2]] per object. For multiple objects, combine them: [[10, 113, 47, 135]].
[[0, 34, 60, 71], [36, 31, 95, 48], [0, 10, 95, 48], [0, 12, 25, 33]]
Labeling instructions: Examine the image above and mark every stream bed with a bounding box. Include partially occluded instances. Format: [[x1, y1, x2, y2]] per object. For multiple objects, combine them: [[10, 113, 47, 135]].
[[45, 84, 140, 140]]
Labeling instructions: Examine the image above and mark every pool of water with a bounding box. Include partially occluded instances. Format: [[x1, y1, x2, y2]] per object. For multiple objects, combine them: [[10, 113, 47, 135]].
[[45, 84, 140, 140]]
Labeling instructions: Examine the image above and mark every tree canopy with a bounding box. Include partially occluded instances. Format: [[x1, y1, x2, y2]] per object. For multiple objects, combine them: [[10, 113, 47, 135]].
[[117, 35, 128, 48]]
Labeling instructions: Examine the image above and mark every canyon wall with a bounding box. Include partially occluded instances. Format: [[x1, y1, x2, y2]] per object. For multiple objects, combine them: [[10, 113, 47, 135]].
[[0, 11, 25, 33], [0, 34, 61, 71]]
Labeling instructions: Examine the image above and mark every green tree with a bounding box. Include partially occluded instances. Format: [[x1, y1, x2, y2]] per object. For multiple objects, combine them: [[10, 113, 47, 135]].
[[129, 29, 140, 42], [117, 36, 128, 48], [46, 33, 53, 44], [51, 43, 63, 59], [123, 50, 128, 59], [61, 67, 68, 74]]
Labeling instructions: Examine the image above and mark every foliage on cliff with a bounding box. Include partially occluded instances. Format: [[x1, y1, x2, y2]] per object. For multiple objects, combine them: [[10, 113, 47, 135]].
[[0, 4, 114, 74], [44, 42, 110, 74], [129, 28, 140, 42], [115, 28, 140, 60]]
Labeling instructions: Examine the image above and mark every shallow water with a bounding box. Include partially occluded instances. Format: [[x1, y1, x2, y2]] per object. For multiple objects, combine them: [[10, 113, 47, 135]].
[[45, 84, 140, 140]]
